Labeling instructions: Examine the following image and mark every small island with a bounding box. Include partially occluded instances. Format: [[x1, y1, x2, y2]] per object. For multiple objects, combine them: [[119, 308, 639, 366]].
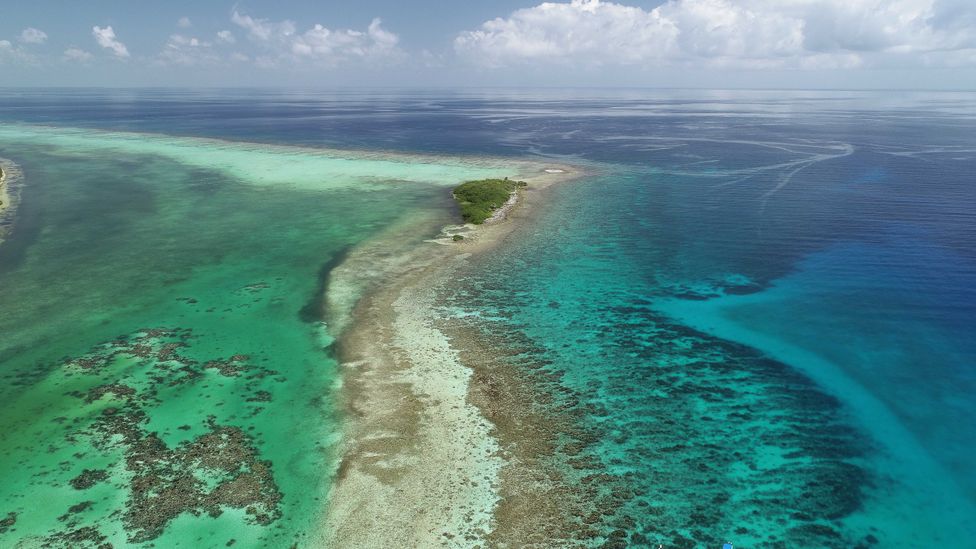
[[452, 178, 527, 224]]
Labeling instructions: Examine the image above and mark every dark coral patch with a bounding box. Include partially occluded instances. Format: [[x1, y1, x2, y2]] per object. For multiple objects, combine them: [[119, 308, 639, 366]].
[[69, 469, 109, 490], [442, 275, 873, 548], [41, 327, 286, 543], [41, 525, 110, 548], [58, 501, 94, 523], [117, 422, 283, 542], [0, 511, 16, 534]]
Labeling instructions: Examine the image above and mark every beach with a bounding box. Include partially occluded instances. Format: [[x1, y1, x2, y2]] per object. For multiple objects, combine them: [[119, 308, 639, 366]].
[[317, 163, 584, 546]]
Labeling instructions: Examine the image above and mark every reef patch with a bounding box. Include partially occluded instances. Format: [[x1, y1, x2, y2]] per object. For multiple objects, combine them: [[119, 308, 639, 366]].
[[11, 327, 286, 544]]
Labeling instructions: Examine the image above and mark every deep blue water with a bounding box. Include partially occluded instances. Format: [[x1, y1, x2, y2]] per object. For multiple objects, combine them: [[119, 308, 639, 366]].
[[1, 88, 974, 546]]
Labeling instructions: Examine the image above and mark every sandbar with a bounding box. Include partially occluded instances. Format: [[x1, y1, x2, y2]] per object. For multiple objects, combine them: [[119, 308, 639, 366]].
[[316, 161, 586, 547]]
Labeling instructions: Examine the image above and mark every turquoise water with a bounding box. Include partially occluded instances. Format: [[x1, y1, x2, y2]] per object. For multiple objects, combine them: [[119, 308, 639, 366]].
[[0, 125, 507, 547], [1, 89, 975, 547], [440, 104, 976, 546], [447, 169, 975, 546]]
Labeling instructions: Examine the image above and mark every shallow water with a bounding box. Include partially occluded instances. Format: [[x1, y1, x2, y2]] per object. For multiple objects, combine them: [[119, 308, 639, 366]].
[[0, 125, 505, 546], [447, 172, 976, 546], [438, 94, 976, 545], [1, 89, 974, 547]]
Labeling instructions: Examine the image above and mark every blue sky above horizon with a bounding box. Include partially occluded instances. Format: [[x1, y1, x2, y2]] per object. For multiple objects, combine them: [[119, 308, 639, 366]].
[[2, 0, 976, 89]]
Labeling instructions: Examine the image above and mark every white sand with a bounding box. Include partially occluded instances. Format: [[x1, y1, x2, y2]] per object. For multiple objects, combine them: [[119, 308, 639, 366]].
[[315, 162, 586, 547]]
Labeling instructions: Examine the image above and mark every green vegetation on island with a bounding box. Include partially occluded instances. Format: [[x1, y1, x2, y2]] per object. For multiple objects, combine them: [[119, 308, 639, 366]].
[[452, 178, 526, 224]]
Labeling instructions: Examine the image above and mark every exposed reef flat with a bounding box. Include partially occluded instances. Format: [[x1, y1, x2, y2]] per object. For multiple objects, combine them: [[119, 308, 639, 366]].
[[317, 163, 585, 547]]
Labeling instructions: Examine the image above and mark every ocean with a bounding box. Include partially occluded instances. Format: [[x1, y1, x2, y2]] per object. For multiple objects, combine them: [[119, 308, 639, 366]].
[[0, 88, 973, 547]]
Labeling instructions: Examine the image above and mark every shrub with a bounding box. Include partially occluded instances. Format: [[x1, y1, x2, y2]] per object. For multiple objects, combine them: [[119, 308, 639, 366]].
[[452, 178, 526, 224]]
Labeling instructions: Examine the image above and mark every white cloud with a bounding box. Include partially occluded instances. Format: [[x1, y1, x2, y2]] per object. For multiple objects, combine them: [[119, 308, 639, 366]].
[[290, 19, 398, 60], [178, 17, 192, 29], [170, 34, 210, 48], [455, 0, 976, 69], [20, 27, 48, 44], [0, 39, 37, 64], [158, 34, 218, 66], [64, 47, 94, 62], [92, 25, 130, 58], [231, 11, 295, 42], [230, 10, 401, 66], [155, 28, 247, 67]]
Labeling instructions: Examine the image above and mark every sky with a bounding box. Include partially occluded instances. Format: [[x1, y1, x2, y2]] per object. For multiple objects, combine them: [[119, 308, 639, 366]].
[[1, 0, 975, 89]]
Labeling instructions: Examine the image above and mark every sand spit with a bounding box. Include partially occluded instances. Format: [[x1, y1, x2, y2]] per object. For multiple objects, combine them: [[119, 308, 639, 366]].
[[316, 162, 586, 547]]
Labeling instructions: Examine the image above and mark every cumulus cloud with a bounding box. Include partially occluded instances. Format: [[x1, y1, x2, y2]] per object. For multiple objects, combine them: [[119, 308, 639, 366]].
[[455, 0, 976, 69], [231, 11, 295, 42], [64, 47, 93, 62], [291, 19, 398, 59], [0, 39, 36, 64], [92, 25, 130, 58], [230, 10, 401, 66], [20, 27, 47, 44], [157, 34, 219, 66], [178, 17, 192, 29], [216, 30, 236, 44]]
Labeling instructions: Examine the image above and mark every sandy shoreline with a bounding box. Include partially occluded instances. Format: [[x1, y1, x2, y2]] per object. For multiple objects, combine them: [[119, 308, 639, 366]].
[[0, 167, 6, 208], [315, 162, 587, 547], [0, 161, 9, 213], [0, 158, 23, 243]]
